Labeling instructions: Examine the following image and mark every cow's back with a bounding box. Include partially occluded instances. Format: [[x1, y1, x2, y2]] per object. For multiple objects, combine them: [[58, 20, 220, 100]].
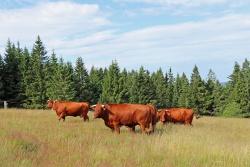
[[107, 104, 152, 125], [168, 108, 194, 124]]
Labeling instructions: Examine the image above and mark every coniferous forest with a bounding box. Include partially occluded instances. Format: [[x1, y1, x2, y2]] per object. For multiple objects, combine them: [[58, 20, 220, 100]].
[[0, 36, 249, 117]]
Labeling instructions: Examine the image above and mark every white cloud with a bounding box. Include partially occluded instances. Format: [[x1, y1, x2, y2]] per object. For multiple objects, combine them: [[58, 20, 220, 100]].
[[0, 1, 110, 48], [117, 0, 244, 7], [0, 1, 249, 81], [52, 14, 250, 81]]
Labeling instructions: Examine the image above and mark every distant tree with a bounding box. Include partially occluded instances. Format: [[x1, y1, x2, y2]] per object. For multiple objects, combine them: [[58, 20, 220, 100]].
[[89, 67, 104, 104], [46, 51, 59, 100], [100, 61, 120, 103], [25, 36, 48, 108], [190, 65, 206, 114], [151, 68, 168, 108], [46, 57, 75, 101], [166, 68, 174, 107], [129, 66, 155, 104], [0, 54, 4, 100], [240, 59, 250, 116], [204, 69, 217, 115], [74, 57, 91, 102], [223, 102, 242, 117], [212, 80, 226, 115], [178, 73, 190, 108], [127, 70, 138, 103], [2, 40, 22, 106], [173, 74, 181, 107], [117, 69, 129, 103]]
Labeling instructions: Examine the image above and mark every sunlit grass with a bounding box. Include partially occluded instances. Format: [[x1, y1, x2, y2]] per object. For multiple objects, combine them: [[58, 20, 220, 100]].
[[0, 109, 249, 167]]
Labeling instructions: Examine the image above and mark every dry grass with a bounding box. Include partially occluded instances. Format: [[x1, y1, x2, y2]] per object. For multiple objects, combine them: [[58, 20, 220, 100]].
[[0, 109, 249, 167]]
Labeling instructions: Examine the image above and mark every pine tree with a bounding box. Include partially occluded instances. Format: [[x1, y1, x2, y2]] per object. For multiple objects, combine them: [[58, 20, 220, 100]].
[[25, 36, 48, 108], [166, 68, 174, 107], [100, 61, 120, 103], [190, 65, 206, 114], [151, 68, 168, 108], [173, 74, 181, 107], [59, 59, 76, 100], [74, 57, 91, 102], [178, 73, 190, 108], [213, 80, 226, 115], [241, 59, 250, 116], [117, 69, 129, 103], [46, 51, 59, 100], [0, 54, 4, 100], [3, 40, 22, 107], [204, 69, 217, 115], [89, 67, 104, 104], [46, 57, 75, 100], [129, 66, 155, 104]]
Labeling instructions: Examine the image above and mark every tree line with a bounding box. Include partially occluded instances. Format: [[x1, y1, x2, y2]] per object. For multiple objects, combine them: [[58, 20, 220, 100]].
[[0, 36, 249, 117]]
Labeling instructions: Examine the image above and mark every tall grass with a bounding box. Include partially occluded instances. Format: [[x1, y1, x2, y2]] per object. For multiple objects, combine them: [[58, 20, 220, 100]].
[[0, 109, 249, 167]]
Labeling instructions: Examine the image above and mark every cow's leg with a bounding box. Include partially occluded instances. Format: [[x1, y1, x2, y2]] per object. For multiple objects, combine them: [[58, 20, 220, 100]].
[[139, 123, 147, 134], [128, 126, 135, 133], [145, 123, 152, 134], [81, 111, 89, 122], [83, 115, 89, 122], [185, 120, 192, 126], [113, 123, 120, 134], [59, 112, 66, 122]]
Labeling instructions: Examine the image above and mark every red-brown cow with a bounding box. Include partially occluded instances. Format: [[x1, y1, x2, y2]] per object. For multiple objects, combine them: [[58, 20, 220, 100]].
[[92, 103, 157, 134], [47, 100, 89, 122], [157, 108, 194, 125]]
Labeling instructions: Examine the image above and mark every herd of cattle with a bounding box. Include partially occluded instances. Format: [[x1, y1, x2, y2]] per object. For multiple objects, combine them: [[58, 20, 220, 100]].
[[47, 100, 199, 134]]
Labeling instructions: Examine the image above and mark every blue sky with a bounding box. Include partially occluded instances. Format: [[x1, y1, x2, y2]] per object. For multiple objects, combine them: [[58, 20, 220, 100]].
[[0, 0, 250, 81]]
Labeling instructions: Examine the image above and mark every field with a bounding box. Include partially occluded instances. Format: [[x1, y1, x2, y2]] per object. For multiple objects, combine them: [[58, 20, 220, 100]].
[[0, 109, 249, 167]]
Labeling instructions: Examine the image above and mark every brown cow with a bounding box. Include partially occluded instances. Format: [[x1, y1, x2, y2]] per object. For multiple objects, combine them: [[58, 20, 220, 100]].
[[157, 108, 194, 125], [92, 103, 157, 134], [47, 100, 89, 122]]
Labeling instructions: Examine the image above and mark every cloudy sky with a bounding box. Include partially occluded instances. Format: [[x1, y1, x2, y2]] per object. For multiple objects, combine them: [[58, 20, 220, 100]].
[[0, 0, 250, 81]]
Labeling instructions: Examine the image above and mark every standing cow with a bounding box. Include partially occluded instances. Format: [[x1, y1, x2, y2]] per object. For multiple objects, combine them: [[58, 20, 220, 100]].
[[47, 100, 89, 122], [157, 108, 194, 125], [92, 103, 157, 134]]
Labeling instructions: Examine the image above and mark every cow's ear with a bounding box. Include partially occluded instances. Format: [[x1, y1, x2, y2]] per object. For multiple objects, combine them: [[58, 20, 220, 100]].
[[161, 112, 166, 121], [90, 105, 96, 110], [165, 110, 170, 116]]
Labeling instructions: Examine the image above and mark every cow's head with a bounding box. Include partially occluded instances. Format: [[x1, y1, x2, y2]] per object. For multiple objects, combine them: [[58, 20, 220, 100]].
[[164, 110, 172, 121], [157, 110, 166, 123], [93, 104, 106, 119], [47, 100, 54, 109]]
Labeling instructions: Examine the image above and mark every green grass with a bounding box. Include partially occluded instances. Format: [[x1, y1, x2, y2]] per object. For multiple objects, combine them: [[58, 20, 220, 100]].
[[0, 109, 249, 167]]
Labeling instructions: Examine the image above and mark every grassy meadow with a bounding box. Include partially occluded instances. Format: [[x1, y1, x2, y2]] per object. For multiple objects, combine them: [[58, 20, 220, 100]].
[[0, 109, 249, 167]]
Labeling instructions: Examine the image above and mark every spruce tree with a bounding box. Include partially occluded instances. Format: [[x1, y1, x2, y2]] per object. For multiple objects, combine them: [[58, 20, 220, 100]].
[[173, 74, 181, 107], [166, 68, 174, 107], [47, 58, 75, 100], [46, 51, 59, 100], [241, 59, 250, 116], [100, 61, 120, 103], [117, 69, 129, 103], [89, 67, 104, 104], [3, 40, 21, 106], [178, 73, 190, 108], [0, 54, 4, 100], [74, 57, 91, 102], [190, 65, 206, 114], [204, 69, 217, 115], [129, 66, 155, 104], [151, 68, 168, 108], [25, 36, 48, 108]]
